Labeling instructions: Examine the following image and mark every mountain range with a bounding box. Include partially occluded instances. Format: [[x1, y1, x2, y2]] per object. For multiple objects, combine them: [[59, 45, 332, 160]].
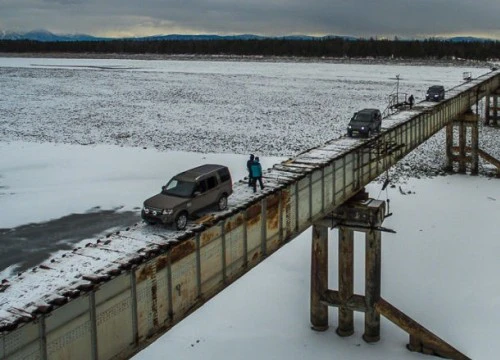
[[0, 30, 494, 43]]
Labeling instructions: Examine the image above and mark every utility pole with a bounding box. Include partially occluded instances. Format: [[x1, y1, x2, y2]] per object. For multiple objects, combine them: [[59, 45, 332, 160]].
[[396, 74, 400, 104]]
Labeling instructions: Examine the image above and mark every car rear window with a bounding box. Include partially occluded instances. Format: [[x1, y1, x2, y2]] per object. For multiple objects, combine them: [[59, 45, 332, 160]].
[[218, 168, 231, 182], [206, 176, 218, 190]]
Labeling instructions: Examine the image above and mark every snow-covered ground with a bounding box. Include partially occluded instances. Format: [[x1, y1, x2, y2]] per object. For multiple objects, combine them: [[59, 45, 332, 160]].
[[1, 57, 499, 359]]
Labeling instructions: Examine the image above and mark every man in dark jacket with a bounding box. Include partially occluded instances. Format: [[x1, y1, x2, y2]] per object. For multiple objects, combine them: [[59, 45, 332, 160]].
[[250, 157, 264, 193], [247, 154, 255, 187], [408, 94, 414, 109]]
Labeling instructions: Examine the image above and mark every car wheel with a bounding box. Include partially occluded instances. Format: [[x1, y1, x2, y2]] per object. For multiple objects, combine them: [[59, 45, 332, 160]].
[[377, 124, 381, 132], [366, 130, 371, 137], [175, 212, 188, 230], [347, 131, 352, 137], [218, 194, 228, 211], [145, 220, 156, 225]]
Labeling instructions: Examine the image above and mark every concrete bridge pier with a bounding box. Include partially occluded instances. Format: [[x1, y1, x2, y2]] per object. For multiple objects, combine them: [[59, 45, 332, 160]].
[[445, 112, 479, 175]]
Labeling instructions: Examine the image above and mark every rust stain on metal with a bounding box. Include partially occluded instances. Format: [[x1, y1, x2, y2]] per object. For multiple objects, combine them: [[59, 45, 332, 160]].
[[246, 203, 262, 226], [251, 251, 261, 262], [267, 211, 279, 231], [137, 263, 155, 282], [267, 193, 279, 209], [155, 254, 169, 272], [225, 214, 244, 233], [170, 239, 196, 263], [281, 189, 293, 236], [151, 283, 159, 327], [266, 193, 280, 231], [281, 188, 291, 204], [201, 228, 221, 247]]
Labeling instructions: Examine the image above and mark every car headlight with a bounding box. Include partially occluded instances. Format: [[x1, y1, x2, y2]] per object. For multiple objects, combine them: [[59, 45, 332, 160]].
[[162, 209, 173, 215], [348, 125, 352, 129], [361, 126, 365, 130], [143, 207, 150, 214]]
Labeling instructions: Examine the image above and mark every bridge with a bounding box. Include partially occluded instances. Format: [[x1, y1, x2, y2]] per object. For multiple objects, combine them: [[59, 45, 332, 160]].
[[1, 69, 499, 360]]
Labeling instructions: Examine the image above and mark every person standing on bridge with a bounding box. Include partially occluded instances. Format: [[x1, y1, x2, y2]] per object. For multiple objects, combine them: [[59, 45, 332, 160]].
[[408, 94, 415, 109], [247, 154, 255, 187], [250, 157, 264, 193]]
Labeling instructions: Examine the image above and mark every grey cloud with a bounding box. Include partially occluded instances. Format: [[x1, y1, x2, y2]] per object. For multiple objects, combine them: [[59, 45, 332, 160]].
[[41, 0, 86, 4], [1, 0, 500, 39]]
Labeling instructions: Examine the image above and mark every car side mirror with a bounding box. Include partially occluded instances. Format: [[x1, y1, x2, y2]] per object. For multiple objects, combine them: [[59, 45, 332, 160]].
[[193, 191, 201, 197], [162, 185, 166, 191]]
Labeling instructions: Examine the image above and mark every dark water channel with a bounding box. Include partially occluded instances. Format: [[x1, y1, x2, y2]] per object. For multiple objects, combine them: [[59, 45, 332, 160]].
[[0, 210, 141, 275]]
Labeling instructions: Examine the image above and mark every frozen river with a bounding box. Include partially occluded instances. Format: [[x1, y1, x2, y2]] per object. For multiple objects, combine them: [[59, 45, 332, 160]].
[[1, 57, 498, 275]]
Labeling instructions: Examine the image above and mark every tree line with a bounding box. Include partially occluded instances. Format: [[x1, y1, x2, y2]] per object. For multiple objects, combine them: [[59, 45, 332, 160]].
[[1, 38, 499, 61]]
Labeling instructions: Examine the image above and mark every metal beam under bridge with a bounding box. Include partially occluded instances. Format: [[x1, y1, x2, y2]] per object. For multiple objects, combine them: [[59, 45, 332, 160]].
[[1, 69, 499, 360]]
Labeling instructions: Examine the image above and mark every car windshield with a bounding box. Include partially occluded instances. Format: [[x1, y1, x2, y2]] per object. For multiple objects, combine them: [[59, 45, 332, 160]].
[[352, 113, 372, 122], [163, 178, 196, 198], [428, 87, 442, 93]]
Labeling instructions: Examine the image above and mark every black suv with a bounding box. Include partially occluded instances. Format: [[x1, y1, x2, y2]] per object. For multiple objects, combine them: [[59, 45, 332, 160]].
[[347, 108, 382, 137], [426, 85, 445, 101]]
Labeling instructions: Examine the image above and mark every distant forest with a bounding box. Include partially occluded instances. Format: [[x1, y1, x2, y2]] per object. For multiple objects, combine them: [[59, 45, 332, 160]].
[[1, 38, 500, 60]]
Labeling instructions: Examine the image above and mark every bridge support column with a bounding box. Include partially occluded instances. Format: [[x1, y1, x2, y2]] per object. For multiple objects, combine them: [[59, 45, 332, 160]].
[[471, 118, 479, 175], [484, 91, 491, 126], [312, 193, 385, 341], [493, 93, 499, 126], [310, 223, 329, 331], [313, 192, 471, 359], [445, 113, 479, 175], [336, 227, 354, 337], [484, 91, 500, 126], [445, 123, 453, 171], [363, 228, 382, 342], [458, 121, 466, 173]]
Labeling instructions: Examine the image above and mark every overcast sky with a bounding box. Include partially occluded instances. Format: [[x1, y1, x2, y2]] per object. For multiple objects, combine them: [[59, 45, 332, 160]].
[[1, 0, 500, 39]]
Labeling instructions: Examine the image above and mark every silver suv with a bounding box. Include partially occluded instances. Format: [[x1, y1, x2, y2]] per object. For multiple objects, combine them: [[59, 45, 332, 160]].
[[141, 164, 233, 230]]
